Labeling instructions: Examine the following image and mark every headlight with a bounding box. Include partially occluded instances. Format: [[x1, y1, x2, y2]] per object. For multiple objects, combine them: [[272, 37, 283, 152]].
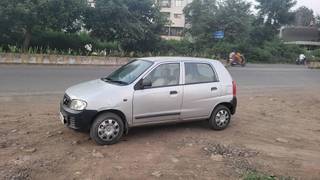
[[70, 99, 87, 111]]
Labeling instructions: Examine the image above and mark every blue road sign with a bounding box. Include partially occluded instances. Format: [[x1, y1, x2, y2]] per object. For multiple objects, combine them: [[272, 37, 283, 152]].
[[213, 31, 224, 39]]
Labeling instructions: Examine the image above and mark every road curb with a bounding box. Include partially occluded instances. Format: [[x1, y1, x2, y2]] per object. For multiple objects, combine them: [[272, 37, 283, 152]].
[[308, 61, 320, 69], [0, 53, 130, 66]]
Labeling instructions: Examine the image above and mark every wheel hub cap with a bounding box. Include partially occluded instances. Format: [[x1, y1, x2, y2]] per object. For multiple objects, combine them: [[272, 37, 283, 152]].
[[215, 110, 230, 127], [97, 119, 120, 141], [220, 115, 226, 123]]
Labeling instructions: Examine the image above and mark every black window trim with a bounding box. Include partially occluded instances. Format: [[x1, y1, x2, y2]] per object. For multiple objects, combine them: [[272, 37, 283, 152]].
[[183, 62, 220, 85]]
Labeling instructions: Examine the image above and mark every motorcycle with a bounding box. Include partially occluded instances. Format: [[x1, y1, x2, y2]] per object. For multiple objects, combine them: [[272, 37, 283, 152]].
[[296, 58, 306, 65], [230, 55, 246, 67]]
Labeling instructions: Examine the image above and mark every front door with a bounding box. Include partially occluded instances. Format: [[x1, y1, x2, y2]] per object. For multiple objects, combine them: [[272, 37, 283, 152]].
[[133, 63, 182, 125]]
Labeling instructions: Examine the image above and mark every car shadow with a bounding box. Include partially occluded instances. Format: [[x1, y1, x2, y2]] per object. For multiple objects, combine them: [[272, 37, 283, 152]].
[[123, 120, 211, 139]]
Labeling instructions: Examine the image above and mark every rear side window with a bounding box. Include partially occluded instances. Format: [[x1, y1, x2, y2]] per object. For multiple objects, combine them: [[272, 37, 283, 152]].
[[185, 63, 217, 84]]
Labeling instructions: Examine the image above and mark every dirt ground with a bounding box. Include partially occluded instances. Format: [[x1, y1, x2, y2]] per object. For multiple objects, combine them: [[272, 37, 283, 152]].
[[0, 87, 320, 180]]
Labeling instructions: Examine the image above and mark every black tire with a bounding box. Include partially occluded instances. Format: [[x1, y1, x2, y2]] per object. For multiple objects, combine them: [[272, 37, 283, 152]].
[[209, 105, 231, 130], [90, 112, 124, 145]]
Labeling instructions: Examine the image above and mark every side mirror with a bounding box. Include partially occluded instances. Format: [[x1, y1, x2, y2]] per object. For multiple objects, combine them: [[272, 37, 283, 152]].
[[135, 79, 152, 90], [142, 79, 152, 89]]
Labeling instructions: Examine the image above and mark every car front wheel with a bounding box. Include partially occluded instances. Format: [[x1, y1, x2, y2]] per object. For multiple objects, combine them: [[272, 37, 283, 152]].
[[209, 105, 231, 130], [90, 112, 124, 145]]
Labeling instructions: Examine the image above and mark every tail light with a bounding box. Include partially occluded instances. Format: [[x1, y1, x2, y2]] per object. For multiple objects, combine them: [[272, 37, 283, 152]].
[[232, 80, 237, 97]]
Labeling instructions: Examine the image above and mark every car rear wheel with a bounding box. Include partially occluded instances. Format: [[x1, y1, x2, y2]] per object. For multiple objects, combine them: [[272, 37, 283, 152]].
[[209, 105, 231, 130], [90, 112, 124, 145]]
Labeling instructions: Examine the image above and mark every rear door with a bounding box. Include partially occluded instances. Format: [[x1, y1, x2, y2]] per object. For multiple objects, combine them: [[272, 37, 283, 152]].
[[133, 62, 183, 125], [181, 62, 221, 120]]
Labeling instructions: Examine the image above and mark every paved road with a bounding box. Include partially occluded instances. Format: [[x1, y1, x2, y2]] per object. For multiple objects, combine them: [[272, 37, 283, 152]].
[[0, 64, 319, 96]]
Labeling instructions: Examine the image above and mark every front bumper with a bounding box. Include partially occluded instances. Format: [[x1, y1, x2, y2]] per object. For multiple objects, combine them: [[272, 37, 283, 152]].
[[60, 103, 97, 131]]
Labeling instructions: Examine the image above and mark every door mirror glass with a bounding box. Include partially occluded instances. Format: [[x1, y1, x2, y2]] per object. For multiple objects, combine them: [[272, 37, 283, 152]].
[[142, 78, 152, 88]]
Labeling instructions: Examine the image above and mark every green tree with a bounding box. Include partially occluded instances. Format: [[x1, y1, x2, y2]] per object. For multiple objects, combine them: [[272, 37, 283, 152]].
[[84, 0, 166, 52], [215, 0, 252, 43], [184, 0, 218, 48], [0, 0, 87, 51], [255, 0, 297, 29], [250, 0, 296, 45], [249, 24, 275, 46], [294, 6, 314, 26], [184, 0, 252, 48], [316, 15, 320, 27]]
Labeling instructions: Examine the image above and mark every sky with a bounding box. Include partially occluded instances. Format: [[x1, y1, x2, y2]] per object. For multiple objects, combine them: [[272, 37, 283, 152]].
[[295, 0, 320, 15], [247, 0, 320, 15]]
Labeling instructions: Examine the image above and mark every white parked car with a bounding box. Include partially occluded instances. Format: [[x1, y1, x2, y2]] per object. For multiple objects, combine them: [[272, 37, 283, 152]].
[[60, 57, 237, 145]]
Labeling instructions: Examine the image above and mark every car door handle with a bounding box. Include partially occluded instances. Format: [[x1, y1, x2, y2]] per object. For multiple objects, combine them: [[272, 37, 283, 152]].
[[170, 91, 178, 95], [211, 87, 218, 91]]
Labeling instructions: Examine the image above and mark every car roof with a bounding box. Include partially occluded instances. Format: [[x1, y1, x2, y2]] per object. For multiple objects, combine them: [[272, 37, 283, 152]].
[[137, 56, 220, 64]]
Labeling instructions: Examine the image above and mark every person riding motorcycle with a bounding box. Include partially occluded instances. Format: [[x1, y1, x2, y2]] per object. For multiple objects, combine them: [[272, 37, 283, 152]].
[[296, 54, 306, 65], [229, 51, 236, 63], [229, 51, 246, 67]]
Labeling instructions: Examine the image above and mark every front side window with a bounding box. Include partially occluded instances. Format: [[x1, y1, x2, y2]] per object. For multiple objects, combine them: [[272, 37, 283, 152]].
[[185, 63, 217, 84], [175, 0, 183, 7], [159, 0, 171, 8], [174, 13, 182, 19], [103, 60, 153, 85], [144, 63, 180, 88], [161, 12, 170, 20], [170, 27, 183, 36]]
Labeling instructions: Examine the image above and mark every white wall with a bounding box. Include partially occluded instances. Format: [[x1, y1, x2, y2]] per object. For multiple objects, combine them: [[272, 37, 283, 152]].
[[160, 0, 192, 28]]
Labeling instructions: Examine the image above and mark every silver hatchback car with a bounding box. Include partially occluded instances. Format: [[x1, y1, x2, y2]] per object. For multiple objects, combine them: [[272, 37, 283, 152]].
[[60, 57, 237, 145]]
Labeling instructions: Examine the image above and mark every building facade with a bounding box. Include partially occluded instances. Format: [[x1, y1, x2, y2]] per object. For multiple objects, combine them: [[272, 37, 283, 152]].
[[156, 0, 192, 40], [280, 26, 320, 48]]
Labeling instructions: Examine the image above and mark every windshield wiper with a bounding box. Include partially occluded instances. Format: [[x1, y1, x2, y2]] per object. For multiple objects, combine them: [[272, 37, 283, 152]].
[[101, 77, 128, 85]]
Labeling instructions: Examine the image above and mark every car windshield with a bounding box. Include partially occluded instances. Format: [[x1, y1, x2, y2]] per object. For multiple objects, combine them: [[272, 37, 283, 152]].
[[102, 60, 153, 85]]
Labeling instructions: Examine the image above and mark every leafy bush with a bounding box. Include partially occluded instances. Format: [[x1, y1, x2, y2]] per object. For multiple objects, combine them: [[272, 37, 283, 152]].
[[156, 38, 304, 63], [0, 30, 306, 63], [247, 47, 272, 63], [306, 49, 320, 62], [311, 49, 320, 58], [245, 39, 304, 63], [210, 42, 240, 59], [243, 171, 276, 180], [30, 31, 119, 54], [243, 171, 294, 180], [157, 39, 195, 56], [0, 30, 121, 56]]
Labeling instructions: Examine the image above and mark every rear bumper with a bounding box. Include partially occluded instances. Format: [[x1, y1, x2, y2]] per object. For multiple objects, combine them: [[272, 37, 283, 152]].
[[230, 97, 237, 115], [60, 103, 97, 132]]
